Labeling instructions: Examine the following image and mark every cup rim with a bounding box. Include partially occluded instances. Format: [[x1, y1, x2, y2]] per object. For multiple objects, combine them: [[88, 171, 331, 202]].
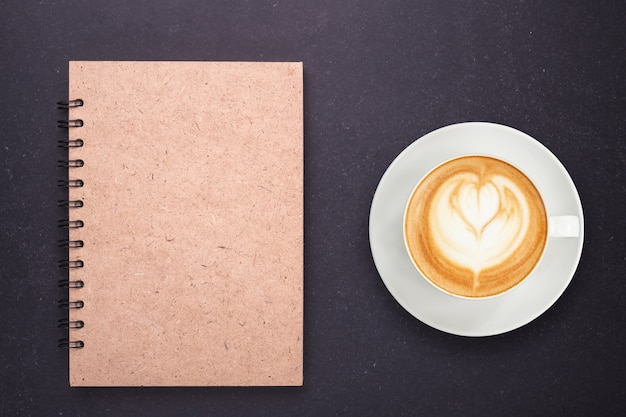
[[402, 153, 549, 300]]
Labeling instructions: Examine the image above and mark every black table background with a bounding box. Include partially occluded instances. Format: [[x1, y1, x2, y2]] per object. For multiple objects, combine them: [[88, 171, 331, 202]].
[[2, 1, 625, 416]]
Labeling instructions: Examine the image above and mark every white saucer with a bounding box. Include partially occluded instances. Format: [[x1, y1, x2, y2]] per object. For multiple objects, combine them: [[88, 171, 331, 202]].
[[369, 122, 584, 336]]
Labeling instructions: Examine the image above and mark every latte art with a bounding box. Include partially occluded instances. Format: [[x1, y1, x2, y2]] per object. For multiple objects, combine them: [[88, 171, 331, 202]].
[[432, 174, 528, 275], [404, 156, 548, 298]]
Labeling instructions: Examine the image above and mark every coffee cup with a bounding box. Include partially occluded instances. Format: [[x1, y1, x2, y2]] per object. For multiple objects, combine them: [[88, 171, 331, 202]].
[[403, 154, 579, 299]]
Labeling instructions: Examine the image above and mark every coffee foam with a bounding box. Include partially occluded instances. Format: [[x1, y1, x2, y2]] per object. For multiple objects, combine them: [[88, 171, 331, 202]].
[[404, 156, 547, 298]]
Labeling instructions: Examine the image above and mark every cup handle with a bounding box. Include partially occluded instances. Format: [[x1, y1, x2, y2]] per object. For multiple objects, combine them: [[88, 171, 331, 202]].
[[548, 216, 580, 238]]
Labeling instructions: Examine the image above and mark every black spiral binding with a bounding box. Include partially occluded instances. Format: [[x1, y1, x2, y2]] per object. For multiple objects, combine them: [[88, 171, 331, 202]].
[[57, 98, 85, 349]]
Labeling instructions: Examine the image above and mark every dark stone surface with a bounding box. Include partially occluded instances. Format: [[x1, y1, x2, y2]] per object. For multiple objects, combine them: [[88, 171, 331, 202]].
[[1, 1, 625, 416]]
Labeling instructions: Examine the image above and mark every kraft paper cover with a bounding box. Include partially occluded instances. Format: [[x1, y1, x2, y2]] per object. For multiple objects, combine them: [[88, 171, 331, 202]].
[[67, 61, 303, 386]]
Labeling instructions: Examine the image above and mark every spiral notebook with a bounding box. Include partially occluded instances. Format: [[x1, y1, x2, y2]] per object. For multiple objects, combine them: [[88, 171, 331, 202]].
[[59, 61, 303, 386]]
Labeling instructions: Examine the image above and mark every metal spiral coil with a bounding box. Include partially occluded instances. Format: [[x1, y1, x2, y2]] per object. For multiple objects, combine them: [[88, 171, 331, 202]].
[[58, 179, 84, 188], [58, 299, 84, 309], [58, 239, 84, 248], [57, 98, 85, 349], [57, 199, 84, 208], [57, 159, 85, 168], [57, 119, 84, 128], [57, 219, 84, 229], [58, 339, 85, 349], [58, 279, 85, 289], [57, 259, 84, 269], [56, 99, 84, 109], [57, 139, 84, 148], [58, 318, 85, 329]]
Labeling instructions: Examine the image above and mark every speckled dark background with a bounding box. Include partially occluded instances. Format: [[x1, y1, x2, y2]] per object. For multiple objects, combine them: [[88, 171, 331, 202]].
[[1, 1, 625, 416]]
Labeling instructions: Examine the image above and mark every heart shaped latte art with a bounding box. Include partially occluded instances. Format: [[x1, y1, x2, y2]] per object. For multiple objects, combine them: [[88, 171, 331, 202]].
[[428, 173, 530, 277], [404, 156, 548, 297]]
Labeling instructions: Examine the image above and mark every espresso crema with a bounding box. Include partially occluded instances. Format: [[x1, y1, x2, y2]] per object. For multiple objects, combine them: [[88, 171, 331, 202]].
[[404, 156, 548, 298]]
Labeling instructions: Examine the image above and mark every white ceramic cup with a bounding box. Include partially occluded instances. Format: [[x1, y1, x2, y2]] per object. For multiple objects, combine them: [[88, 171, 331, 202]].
[[403, 154, 580, 300]]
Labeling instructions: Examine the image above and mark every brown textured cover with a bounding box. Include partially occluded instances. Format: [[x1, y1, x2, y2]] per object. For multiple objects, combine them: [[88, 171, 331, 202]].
[[66, 61, 303, 386]]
